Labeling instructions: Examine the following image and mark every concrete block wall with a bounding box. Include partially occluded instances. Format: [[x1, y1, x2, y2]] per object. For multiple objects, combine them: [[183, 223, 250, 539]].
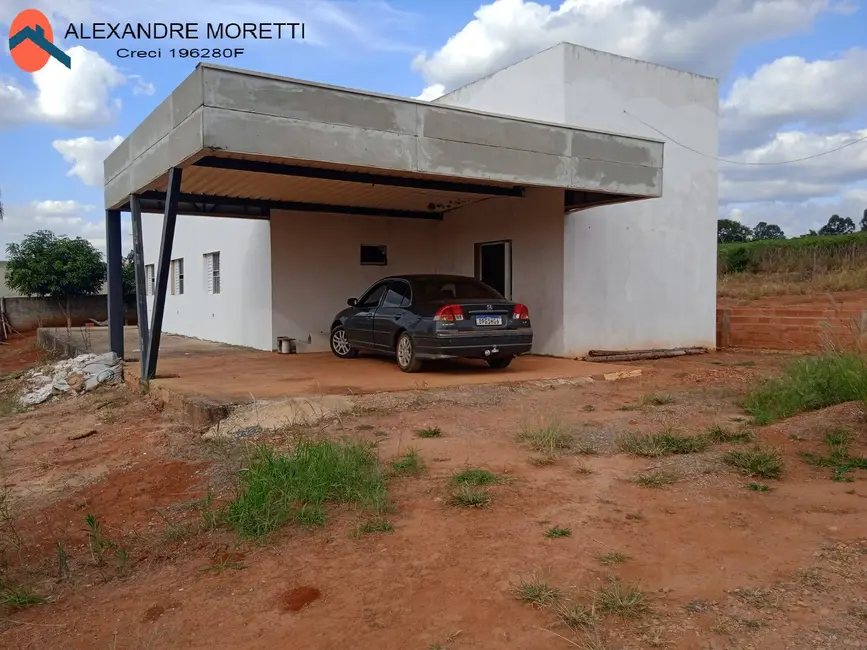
[[716, 307, 867, 351], [3, 296, 137, 332]]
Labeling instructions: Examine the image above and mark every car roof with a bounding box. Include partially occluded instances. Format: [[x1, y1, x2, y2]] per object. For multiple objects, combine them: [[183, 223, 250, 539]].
[[380, 274, 480, 283]]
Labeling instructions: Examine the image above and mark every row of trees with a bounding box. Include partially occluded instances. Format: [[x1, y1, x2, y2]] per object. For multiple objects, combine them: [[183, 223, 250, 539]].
[[4, 230, 136, 329], [718, 210, 867, 244]]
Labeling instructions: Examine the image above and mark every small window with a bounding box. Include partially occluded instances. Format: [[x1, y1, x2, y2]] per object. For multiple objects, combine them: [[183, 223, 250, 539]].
[[204, 252, 221, 294], [381, 281, 411, 308], [145, 264, 155, 296], [171, 258, 184, 295], [360, 244, 387, 266]]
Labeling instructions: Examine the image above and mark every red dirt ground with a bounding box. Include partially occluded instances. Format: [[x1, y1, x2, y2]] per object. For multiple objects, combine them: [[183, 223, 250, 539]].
[[0, 332, 51, 374], [1, 339, 866, 649]]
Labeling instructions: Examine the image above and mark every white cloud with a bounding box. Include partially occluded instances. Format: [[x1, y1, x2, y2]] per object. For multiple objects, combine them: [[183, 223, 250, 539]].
[[414, 84, 445, 101], [128, 75, 156, 97], [410, 0, 837, 99], [53, 136, 125, 187], [721, 48, 867, 153], [0, 47, 141, 128], [0, 200, 132, 256], [720, 129, 867, 204]]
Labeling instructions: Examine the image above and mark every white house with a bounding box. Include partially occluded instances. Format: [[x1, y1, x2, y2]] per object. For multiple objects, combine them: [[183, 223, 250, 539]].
[[113, 42, 717, 369]]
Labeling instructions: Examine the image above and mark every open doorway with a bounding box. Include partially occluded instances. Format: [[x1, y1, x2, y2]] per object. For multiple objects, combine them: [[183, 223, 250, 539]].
[[474, 240, 512, 299]]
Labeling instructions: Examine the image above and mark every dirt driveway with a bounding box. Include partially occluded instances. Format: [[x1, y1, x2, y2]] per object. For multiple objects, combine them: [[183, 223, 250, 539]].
[[1, 336, 865, 650]]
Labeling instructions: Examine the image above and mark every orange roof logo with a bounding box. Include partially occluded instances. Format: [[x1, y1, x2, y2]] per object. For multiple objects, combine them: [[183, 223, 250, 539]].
[[9, 9, 71, 73]]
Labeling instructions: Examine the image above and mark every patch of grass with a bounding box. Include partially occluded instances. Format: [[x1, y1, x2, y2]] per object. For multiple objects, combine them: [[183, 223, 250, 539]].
[[581, 404, 596, 412], [617, 404, 640, 411], [416, 427, 442, 438], [224, 440, 388, 538], [712, 360, 756, 368], [706, 425, 755, 444], [513, 575, 562, 607], [0, 586, 47, 609], [555, 601, 596, 630], [574, 442, 598, 456], [799, 428, 867, 482], [544, 526, 572, 538], [449, 468, 502, 487], [595, 577, 649, 619], [641, 393, 675, 406], [518, 421, 573, 455], [746, 483, 770, 492], [625, 512, 644, 521], [732, 587, 774, 608], [392, 448, 425, 475], [618, 431, 710, 457], [353, 517, 394, 537], [742, 351, 867, 425], [530, 454, 557, 466], [723, 447, 783, 480], [598, 552, 629, 566], [450, 485, 492, 508], [85, 513, 115, 564], [0, 394, 25, 417], [574, 461, 593, 475], [848, 605, 867, 620], [633, 470, 679, 488]]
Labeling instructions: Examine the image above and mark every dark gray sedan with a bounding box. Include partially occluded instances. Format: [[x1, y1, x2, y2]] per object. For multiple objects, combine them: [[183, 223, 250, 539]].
[[329, 274, 533, 372]]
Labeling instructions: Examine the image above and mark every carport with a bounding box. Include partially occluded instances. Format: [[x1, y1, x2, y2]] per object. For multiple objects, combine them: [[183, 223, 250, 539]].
[[103, 63, 664, 380]]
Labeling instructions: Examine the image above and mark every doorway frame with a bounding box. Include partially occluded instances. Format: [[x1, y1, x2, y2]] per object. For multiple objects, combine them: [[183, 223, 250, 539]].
[[474, 239, 513, 300]]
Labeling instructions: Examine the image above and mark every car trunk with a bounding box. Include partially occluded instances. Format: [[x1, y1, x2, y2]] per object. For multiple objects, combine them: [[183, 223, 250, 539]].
[[433, 300, 517, 332]]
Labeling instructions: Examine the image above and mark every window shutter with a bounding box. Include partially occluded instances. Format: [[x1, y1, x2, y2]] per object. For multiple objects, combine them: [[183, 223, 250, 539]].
[[205, 254, 214, 293]]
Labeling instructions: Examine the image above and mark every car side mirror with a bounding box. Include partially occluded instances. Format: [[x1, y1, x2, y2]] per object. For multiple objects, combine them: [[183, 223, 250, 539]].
[[347, 298, 357, 307]]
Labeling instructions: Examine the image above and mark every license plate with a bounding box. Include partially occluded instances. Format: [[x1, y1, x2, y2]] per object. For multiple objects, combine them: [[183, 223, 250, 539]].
[[475, 316, 503, 326]]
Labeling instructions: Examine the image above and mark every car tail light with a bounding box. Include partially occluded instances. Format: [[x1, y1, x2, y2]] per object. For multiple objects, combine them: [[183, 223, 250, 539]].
[[434, 304, 464, 322], [513, 304, 530, 320]]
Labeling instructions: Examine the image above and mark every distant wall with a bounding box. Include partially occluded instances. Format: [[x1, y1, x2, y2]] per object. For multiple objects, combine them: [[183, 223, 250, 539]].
[[2, 296, 137, 331], [717, 307, 867, 351]]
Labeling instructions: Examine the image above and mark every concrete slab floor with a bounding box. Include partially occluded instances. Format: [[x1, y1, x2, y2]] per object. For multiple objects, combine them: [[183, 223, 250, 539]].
[[41, 326, 642, 404]]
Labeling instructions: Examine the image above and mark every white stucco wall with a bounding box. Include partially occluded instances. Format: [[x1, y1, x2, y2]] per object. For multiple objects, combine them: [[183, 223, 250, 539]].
[[270, 212, 440, 352], [141, 213, 273, 350], [438, 43, 719, 355], [269, 189, 565, 356], [438, 188, 566, 356]]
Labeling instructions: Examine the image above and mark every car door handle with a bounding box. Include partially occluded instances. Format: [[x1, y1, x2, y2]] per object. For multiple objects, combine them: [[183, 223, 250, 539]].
[[392, 314, 400, 320]]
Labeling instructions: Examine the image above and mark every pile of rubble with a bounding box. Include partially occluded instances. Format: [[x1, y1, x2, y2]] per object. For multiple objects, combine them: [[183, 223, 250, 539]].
[[20, 352, 123, 406]]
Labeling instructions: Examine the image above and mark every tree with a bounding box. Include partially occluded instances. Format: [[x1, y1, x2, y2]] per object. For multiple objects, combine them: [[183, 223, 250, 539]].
[[860, 208, 867, 232], [751, 221, 785, 240], [5, 230, 107, 329], [717, 218, 753, 244], [0, 187, 4, 222], [818, 214, 855, 236], [122, 250, 137, 306]]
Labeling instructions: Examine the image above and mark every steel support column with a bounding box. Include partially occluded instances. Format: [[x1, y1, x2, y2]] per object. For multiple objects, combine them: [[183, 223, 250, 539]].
[[105, 208, 124, 359], [143, 167, 182, 380], [129, 194, 150, 379]]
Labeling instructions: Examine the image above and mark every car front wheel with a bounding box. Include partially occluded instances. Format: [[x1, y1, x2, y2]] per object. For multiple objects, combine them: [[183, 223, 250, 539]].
[[395, 332, 422, 373], [486, 355, 514, 369], [330, 325, 357, 359]]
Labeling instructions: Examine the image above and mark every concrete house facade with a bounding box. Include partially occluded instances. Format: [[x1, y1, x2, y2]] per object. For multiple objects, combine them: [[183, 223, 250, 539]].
[[109, 43, 717, 378]]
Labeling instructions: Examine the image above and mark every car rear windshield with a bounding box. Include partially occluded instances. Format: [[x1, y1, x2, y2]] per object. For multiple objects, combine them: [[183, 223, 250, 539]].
[[415, 278, 503, 302]]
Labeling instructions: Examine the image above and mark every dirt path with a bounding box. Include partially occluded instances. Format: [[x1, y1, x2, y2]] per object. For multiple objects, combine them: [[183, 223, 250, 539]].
[[1, 350, 865, 650]]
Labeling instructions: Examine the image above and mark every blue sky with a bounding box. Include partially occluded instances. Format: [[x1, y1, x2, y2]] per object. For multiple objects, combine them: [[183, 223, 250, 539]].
[[1, 0, 866, 254]]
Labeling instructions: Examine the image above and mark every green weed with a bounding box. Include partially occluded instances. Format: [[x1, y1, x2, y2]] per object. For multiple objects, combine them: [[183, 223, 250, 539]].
[[392, 448, 425, 475], [799, 428, 867, 481], [449, 468, 502, 487], [416, 427, 442, 438], [743, 351, 867, 424], [544, 526, 572, 538], [224, 440, 388, 538], [723, 448, 783, 480], [450, 485, 492, 508], [618, 431, 710, 457]]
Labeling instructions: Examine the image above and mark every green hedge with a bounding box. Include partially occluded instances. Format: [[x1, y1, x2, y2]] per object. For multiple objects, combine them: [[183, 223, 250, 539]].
[[718, 232, 867, 275]]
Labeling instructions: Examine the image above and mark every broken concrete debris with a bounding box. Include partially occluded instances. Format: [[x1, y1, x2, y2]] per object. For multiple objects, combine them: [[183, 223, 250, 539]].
[[20, 352, 123, 406]]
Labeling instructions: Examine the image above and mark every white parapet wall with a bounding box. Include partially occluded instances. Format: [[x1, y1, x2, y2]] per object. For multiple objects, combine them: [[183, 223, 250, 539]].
[[140, 213, 273, 350], [437, 43, 719, 356]]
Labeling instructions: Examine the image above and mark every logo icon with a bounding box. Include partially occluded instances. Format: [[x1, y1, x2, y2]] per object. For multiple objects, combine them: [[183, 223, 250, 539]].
[[8, 9, 71, 72]]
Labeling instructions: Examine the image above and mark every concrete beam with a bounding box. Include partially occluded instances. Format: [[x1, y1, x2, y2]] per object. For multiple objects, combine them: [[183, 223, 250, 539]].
[[105, 64, 665, 209]]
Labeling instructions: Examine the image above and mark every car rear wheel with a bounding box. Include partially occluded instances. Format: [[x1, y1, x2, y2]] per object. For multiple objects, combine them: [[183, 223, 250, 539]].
[[486, 355, 514, 369], [395, 332, 422, 373], [330, 325, 357, 359]]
